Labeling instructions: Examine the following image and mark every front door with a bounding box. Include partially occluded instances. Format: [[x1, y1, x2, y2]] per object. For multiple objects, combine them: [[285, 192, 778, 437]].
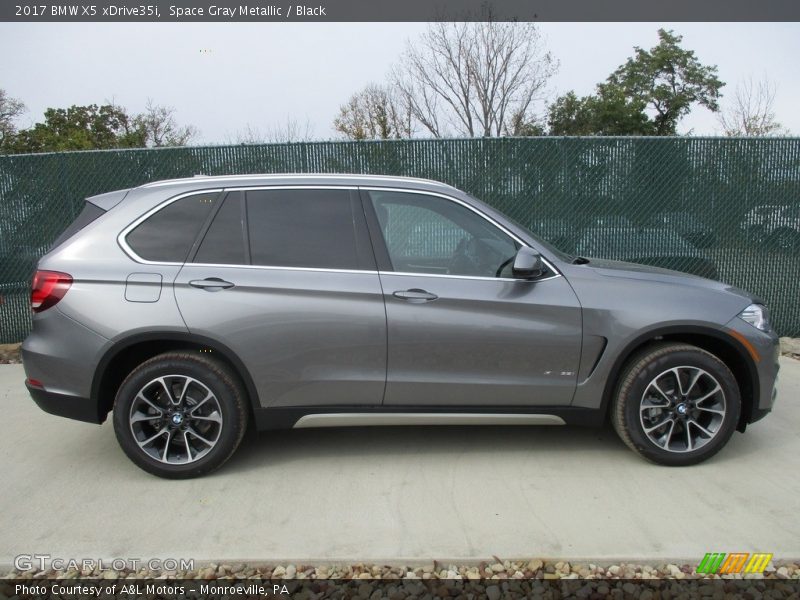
[[364, 189, 582, 407]]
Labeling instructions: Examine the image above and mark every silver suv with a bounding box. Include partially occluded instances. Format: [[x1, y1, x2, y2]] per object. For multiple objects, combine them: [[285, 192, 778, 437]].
[[22, 174, 780, 478]]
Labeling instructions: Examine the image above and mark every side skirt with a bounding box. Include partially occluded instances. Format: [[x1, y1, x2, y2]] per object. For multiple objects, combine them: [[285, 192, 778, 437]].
[[253, 406, 605, 431]]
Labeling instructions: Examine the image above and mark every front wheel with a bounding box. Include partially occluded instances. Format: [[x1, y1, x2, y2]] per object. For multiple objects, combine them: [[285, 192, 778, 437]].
[[112, 352, 249, 479], [611, 343, 740, 466]]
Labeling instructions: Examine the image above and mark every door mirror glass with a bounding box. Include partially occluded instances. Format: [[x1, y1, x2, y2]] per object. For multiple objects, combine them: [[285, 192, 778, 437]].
[[513, 247, 544, 279]]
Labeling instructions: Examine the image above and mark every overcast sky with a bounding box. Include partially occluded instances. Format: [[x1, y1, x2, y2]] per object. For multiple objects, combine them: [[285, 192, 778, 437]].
[[1, 22, 798, 143]]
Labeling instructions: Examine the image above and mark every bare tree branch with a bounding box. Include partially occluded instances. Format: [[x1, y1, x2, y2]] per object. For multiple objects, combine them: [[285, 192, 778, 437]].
[[232, 116, 315, 144], [135, 99, 198, 147], [0, 89, 26, 146], [718, 76, 788, 136], [334, 84, 413, 140], [391, 21, 556, 138]]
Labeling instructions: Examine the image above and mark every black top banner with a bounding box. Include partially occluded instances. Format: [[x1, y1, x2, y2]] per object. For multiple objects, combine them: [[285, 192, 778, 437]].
[[3, 0, 800, 22]]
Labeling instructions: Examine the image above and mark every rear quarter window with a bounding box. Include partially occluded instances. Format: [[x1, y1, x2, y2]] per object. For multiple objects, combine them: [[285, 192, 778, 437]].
[[126, 192, 218, 262], [50, 202, 106, 251]]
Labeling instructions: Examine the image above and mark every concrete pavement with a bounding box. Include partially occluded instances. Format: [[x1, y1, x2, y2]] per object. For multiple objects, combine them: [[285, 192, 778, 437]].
[[1, 359, 798, 566]]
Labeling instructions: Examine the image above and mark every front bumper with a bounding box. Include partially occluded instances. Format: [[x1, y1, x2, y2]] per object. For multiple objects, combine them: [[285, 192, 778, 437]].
[[26, 382, 103, 424], [725, 315, 781, 424]]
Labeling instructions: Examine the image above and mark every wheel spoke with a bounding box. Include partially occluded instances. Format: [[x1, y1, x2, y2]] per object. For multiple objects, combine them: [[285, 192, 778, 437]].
[[188, 391, 214, 415], [694, 385, 722, 405], [135, 391, 163, 414], [183, 430, 193, 462], [684, 423, 693, 451], [177, 377, 191, 405], [671, 368, 688, 397], [662, 419, 677, 449], [186, 426, 215, 447], [140, 427, 168, 447], [684, 370, 703, 396], [644, 416, 673, 434], [192, 410, 222, 424], [695, 406, 725, 416], [131, 411, 161, 423], [688, 419, 715, 438], [649, 380, 673, 403], [161, 429, 175, 461], [158, 377, 180, 406]]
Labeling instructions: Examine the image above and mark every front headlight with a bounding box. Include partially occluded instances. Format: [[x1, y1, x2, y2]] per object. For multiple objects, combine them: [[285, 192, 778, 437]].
[[739, 303, 771, 331]]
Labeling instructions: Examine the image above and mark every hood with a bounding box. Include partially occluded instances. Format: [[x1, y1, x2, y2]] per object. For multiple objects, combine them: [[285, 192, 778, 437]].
[[582, 257, 755, 302]]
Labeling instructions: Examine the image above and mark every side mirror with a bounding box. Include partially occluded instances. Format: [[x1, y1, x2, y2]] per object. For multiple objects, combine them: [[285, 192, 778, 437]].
[[513, 247, 544, 279]]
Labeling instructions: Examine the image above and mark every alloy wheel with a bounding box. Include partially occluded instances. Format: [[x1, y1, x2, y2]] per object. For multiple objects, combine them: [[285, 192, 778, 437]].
[[639, 366, 726, 453], [129, 375, 223, 464]]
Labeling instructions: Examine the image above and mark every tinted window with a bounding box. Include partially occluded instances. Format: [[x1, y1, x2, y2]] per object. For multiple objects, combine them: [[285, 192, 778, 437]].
[[50, 202, 106, 251], [370, 191, 519, 278], [194, 192, 246, 265], [127, 192, 217, 262], [247, 189, 361, 270]]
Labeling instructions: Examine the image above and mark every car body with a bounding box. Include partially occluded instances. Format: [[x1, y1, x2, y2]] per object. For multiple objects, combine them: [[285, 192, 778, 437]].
[[22, 174, 780, 477]]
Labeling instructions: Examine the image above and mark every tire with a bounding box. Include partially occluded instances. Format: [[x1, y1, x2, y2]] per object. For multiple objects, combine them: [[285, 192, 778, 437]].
[[611, 343, 740, 466], [112, 352, 249, 479]]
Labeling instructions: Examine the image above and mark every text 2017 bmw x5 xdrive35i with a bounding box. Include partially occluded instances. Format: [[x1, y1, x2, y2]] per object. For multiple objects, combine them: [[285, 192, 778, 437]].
[[22, 174, 779, 478]]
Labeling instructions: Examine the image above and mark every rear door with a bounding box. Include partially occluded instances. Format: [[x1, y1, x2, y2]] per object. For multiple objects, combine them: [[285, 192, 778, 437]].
[[174, 187, 387, 409], [363, 188, 582, 407]]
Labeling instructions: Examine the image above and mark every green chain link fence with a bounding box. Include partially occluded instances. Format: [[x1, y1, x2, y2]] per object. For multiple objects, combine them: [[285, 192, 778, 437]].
[[1, 137, 799, 343]]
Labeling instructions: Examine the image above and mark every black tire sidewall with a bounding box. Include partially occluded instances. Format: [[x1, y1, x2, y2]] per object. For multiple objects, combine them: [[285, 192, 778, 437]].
[[112, 354, 246, 478], [620, 347, 741, 466]]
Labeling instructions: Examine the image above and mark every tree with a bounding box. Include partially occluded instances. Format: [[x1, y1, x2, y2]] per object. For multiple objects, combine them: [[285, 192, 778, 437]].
[[718, 76, 788, 136], [231, 117, 314, 144], [4, 104, 142, 153], [548, 89, 653, 136], [0, 89, 26, 148], [391, 21, 556, 137], [3, 100, 197, 154], [133, 99, 198, 147], [606, 29, 724, 135], [548, 29, 723, 137], [334, 84, 412, 140]]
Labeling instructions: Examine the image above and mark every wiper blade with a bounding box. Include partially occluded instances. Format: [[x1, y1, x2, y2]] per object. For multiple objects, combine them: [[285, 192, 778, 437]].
[[572, 256, 590, 265]]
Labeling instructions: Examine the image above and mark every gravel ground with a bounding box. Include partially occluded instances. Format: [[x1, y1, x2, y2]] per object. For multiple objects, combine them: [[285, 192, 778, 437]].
[[0, 343, 21, 364], [3, 560, 799, 580]]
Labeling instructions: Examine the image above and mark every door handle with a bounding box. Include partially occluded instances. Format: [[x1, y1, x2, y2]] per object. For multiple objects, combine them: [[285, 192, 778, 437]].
[[189, 277, 235, 291], [392, 288, 438, 303]]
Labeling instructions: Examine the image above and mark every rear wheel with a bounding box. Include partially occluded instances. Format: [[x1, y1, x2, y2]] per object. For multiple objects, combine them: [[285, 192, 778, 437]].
[[112, 352, 248, 479], [611, 343, 740, 466]]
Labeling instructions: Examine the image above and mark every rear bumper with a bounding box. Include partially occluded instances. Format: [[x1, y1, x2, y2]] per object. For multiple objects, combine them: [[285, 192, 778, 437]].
[[26, 382, 103, 424]]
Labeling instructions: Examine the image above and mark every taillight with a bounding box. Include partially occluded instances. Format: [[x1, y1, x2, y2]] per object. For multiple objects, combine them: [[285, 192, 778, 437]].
[[31, 270, 72, 313]]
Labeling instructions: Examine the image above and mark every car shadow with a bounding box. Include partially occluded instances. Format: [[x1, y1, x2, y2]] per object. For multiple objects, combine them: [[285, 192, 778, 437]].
[[221, 423, 633, 476]]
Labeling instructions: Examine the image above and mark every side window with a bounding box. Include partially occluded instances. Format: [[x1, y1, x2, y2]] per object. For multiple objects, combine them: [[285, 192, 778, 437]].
[[194, 192, 247, 265], [369, 191, 519, 278], [126, 192, 217, 262], [246, 188, 364, 270]]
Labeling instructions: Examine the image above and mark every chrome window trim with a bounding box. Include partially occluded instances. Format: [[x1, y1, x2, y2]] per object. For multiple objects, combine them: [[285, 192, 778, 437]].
[[118, 188, 224, 266], [118, 184, 561, 283], [360, 186, 563, 281], [178, 262, 377, 276]]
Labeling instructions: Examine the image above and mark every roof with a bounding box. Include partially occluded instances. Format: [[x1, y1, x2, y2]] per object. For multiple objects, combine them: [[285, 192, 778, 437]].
[[138, 173, 460, 193]]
